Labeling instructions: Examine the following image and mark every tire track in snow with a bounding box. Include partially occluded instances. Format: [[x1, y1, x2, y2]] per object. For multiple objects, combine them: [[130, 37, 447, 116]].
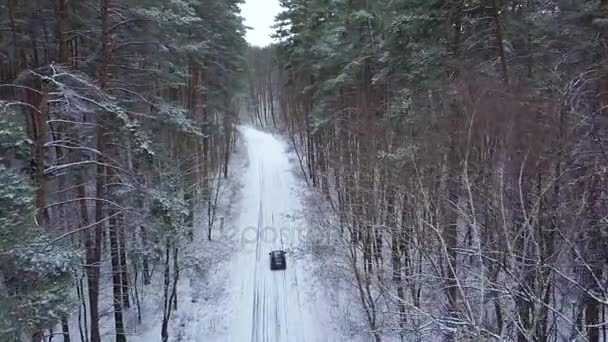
[[251, 161, 265, 342], [224, 127, 338, 342], [275, 281, 280, 341], [262, 276, 267, 342]]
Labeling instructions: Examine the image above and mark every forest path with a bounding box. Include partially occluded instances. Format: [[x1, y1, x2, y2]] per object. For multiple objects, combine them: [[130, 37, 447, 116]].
[[56, 126, 340, 342], [225, 126, 332, 342]]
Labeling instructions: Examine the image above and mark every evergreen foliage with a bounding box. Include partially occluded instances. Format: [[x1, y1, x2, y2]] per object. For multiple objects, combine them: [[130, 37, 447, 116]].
[[0, 0, 246, 340], [263, 0, 608, 340]]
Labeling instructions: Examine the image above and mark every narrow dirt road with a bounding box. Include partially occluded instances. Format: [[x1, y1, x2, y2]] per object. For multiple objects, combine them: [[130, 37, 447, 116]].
[[226, 126, 333, 342]]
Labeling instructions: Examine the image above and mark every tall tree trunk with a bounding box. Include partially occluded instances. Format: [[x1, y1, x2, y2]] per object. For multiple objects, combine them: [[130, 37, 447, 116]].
[[119, 216, 130, 308], [7, 0, 19, 63], [583, 175, 602, 342], [141, 225, 151, 285], [317, 132, 331, 201], [54, 0, 68, 62], [32, 83, 49, 226], [388, 186, 406, 339], [489, 0, 509, 84], [201, 66, 211, 241], [86, 160, 104, 342], [109, 208, 127, 342], [87, 0, 112, 340], [189, 58, 200, 241], [86, 114, 108, 342], [204, 139, 211, 242], [27, 72, 50, 341], [160, 240, 172, 342], [223, 100, 233, 179], [172, 246, 179, 311], [305, 110, 316, 186], [444, 104, 461, 341]]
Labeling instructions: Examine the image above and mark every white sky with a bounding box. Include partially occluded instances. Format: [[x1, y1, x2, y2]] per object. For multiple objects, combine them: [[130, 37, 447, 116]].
[[240, 0, 282, 47]]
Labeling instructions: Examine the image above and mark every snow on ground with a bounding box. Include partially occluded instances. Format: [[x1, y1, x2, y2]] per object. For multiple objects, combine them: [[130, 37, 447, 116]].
[[58, 126, 347, 341], [174, 126, 341, 341], [292, 169, 372, 342], [55, 136, 247, 342]]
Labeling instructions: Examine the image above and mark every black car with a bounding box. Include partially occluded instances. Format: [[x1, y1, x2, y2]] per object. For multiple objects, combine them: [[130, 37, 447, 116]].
[[269, 250, 286, 270]]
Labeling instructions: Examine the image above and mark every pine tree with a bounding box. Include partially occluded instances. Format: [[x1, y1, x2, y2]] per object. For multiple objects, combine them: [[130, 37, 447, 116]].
[[269, 0, 608, 341], [0, 108, 76, 341], [0, 0, 246, 339]]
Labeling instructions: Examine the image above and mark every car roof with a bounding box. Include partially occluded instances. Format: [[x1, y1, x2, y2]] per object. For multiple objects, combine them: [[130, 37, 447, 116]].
[[271, 250, 285, 255]]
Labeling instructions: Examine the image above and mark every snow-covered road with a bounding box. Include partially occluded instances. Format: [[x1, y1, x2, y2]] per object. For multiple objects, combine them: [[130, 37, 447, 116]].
[[56, 126, 343, 342], [224, 126, 333, 342]]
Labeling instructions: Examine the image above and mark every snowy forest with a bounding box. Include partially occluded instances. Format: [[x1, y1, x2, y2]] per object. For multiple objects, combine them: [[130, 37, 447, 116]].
[[0, 0, 245, 341], [1, 0, 608, 341], [248, 0, 608, 341]]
